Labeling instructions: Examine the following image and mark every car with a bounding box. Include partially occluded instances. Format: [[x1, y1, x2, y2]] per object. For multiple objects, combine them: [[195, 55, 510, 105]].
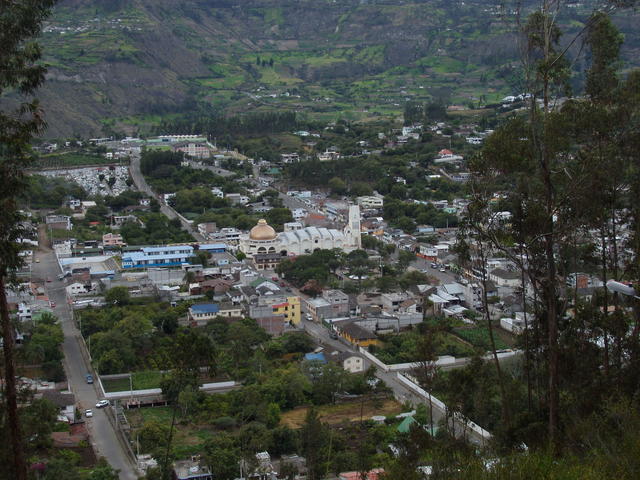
[[35, 258, 40, 263], [305, 313, 313, 321], [84, 409, 93, 418], [46, 277, 52, 282], [50, 301, 56, 308], [439, 267, 446, 273], [95, 400, 110, 409], [329, 331, 338, 340], [85, 374, 93, 384], [430, 263, 438, 268]]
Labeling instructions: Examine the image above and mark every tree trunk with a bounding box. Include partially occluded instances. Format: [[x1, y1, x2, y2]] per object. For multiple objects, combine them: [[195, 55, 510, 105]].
[[0, 275, 28, 480]]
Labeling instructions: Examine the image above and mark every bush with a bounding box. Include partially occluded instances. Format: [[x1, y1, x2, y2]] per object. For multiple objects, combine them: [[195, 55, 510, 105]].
[[213, 416, 237, 430]]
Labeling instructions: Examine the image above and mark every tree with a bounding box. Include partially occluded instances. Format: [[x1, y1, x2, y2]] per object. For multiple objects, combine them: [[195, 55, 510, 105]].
[[204, 433, 240, 480], [299, 407, 329, 480], [0, 2, 56, 478], [328, 177, 347, 196], [104, 286, 130, 305]]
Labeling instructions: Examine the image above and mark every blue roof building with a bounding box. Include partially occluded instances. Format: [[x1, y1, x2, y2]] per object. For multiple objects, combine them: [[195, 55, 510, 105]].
[[122, 245, 194, 269], [188, 303, 221, 323], [304, 352, 327, 363]]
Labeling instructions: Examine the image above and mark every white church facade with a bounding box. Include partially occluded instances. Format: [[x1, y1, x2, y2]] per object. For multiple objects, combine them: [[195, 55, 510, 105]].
[[239, 205, 362, 258]]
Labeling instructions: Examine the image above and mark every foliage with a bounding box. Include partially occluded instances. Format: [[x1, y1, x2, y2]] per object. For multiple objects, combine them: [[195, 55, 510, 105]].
[[120, 213, 194, 244], [23, 175, 86, 209]]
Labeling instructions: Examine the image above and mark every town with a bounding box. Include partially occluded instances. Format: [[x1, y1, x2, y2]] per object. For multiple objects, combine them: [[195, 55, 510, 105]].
[[8, 105, 620, 479]]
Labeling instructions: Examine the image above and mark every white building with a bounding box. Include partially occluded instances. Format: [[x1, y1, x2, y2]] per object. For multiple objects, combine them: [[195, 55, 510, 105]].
[[239, 205, 362, 258], [357, 196, 384, 209]]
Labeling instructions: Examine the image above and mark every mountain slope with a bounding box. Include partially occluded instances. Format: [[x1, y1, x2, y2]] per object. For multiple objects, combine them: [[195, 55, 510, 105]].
[[36, 0, 640, 138]]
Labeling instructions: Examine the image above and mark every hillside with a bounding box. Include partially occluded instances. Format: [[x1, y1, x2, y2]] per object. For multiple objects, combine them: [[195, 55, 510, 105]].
[[36, 0, 640, 138]]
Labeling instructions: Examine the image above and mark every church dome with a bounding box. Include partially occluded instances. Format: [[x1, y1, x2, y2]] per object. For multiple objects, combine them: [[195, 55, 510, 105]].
[[249, 219, 277, 240]]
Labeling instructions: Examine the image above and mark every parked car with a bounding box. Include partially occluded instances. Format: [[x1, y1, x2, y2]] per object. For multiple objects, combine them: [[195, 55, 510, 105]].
[[95, 400, 109, 409], [85, 374, 93, 384], [84, 409, 93, 418]]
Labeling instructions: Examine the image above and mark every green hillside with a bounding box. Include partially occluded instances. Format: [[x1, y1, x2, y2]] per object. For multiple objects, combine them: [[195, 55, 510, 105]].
[[35, 0, 640, 137]]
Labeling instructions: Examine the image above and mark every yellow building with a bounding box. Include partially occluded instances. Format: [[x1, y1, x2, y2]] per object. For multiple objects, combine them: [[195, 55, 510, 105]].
[[270, 296, 301, 326], [338, 322, 380, 348]]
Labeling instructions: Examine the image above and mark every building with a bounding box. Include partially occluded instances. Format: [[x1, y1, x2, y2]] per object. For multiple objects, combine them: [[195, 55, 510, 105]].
[[239, 205, 361, 258], [122, 246, 194, 269], [251, 295, 301, 326], [173, 458, 213, 480], [337, 322, 380, 347], [173, 142, 211, 159], [357, 196, 384, 209], [251, 253, 284, 271], [66, 282, 97, 297], [197, 222, 217, 237], [328, 351, 365, 373], [102, 233, 125, 247], [188, 304, 221, 324], [45, 215, 72, 231], [489, 268, 521, 288]]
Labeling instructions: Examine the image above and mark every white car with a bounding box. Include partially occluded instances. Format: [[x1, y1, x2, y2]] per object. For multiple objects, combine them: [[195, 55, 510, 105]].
[[95, 400, 110, 408], [85, 409, 93, 418]]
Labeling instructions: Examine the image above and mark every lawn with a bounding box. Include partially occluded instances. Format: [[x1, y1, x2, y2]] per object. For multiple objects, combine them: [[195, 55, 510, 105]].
[[280, 397, 403, 428]]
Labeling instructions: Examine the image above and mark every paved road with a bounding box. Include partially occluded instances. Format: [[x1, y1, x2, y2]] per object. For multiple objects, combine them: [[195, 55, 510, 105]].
[[33, 243, 139, 479], [128, 154, 205, 242]]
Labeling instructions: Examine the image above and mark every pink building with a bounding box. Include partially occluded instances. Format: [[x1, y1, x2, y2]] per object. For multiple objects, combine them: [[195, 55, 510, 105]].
[[102, 233, 125, 247]]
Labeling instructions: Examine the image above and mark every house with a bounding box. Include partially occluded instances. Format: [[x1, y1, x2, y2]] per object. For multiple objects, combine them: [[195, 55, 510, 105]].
[[173, 458, 213, 480], [198, 222, 217, 237], [251, 296, 301, 326], [188, 304, 221, 324], [321, 289, 350, 316], [251, 253, 284, 271], [66, 282, 97, 297], [337, 322, 380, 347], [45, 215, 72, 231], [225, 193, 249, 205], [357, 196, 384, 209], [328, 351, 365, 373], [210, 187, 224, 198], [102, 233, 125, 247], [380, 292, 410, 313], [339, 469, 385, 480], [281, 153, 300, 163], [489, 268, 521, 288], [500, 312, 529, 334], [42, 391, 76, 423]]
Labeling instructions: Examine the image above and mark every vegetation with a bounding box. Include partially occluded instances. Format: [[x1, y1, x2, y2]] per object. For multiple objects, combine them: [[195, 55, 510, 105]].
[[24, 175, 87, 210]]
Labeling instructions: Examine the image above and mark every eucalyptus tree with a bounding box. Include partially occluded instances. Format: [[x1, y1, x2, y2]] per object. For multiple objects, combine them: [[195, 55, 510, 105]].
[[0, 2, 55, 478]]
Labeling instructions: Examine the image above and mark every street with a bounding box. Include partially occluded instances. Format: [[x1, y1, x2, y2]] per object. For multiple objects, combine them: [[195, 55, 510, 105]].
[[128, 154, 205, 242], [34, 241, 139, 479]]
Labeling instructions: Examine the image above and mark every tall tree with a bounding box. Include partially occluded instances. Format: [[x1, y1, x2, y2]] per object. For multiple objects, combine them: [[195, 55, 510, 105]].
[[0, 2, 55, 478]]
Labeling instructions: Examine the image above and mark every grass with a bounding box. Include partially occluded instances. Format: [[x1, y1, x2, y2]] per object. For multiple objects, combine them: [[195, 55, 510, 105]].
[[35, 153, 121, 168], [280, 397, 403, 428], [452, 326, 510, 351], [102, 370, 165, 393]]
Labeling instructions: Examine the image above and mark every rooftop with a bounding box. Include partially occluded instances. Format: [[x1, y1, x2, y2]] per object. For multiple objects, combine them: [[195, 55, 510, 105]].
[[190, 304, 220, 314]]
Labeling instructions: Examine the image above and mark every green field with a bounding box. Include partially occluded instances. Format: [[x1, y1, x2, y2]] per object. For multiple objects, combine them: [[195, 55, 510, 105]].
[[452, 327, 510, 351], [35, 152, 126, 168], [101, 371, 165, 393]]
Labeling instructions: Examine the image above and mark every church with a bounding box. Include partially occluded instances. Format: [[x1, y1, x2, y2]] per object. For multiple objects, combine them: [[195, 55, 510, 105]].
[[239, 205, 362, 258]]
